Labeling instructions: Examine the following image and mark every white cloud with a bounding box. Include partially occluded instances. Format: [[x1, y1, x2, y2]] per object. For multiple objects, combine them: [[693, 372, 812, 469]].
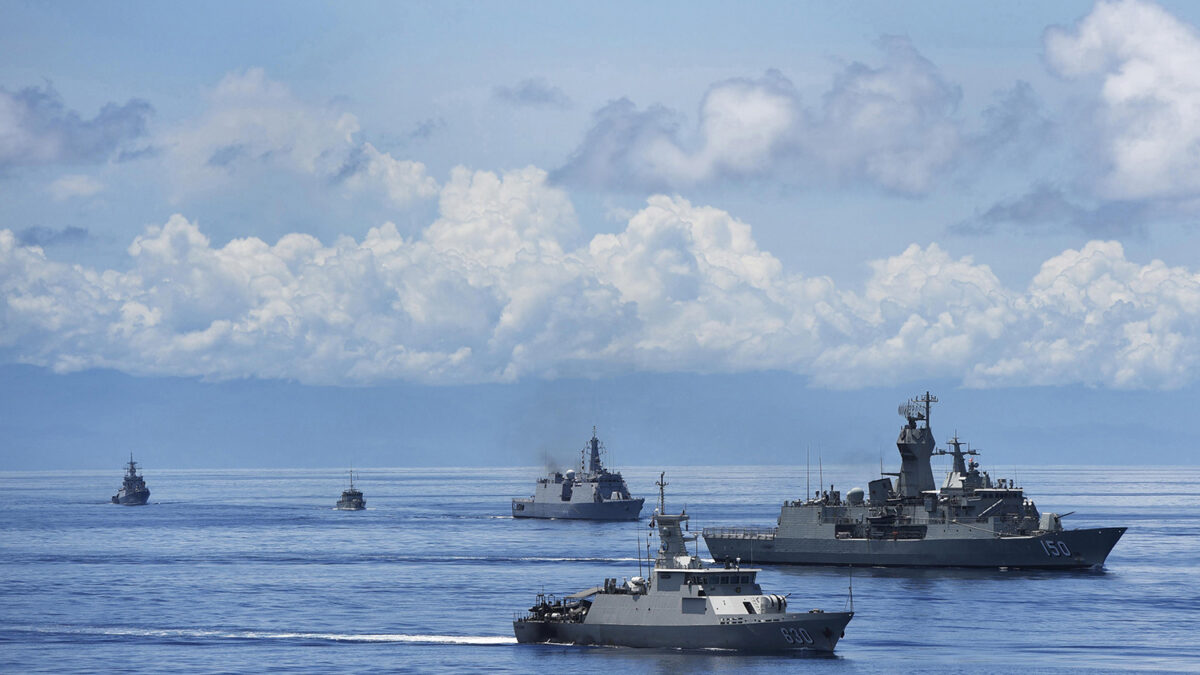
[[2, 167, 1198, 389], [162, 68, 437, 206], [48, 174, 104, 200], [808, 36, 962, 195], [341, 142, 438, 207], [558, 39, 964, 195], [556, 70, 799, 190], [1046, 0, 1200, 200]]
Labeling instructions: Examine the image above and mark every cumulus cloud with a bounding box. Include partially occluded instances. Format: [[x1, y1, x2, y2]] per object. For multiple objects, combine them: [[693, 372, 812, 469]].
[[163, 68, 437, 206], [0, 83, 151, 172], [807, 36, 962, 194], [556, 70, 799, 190], [2, 167, 1197, 389], [493, 78, 571, 108], [1046, 0, 1200, 201], [558, 40, 968, 194], [971, 241, 1200, 388]]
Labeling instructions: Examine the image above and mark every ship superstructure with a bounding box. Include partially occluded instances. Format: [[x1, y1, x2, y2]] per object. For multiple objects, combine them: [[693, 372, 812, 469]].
[[514, 473, 853, 650], [512, 428, 644, 520], [111, 455, 151, 505], [704, 392, 1125, 568]]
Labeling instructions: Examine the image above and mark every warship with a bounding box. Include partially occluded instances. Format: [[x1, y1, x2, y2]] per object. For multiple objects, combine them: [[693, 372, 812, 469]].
[[514, 473, 853, 651], [704, 392, 1126, 569], [512, 428, 644, 520], [111, 454, 151, 505], [335, 471, 366, 510]]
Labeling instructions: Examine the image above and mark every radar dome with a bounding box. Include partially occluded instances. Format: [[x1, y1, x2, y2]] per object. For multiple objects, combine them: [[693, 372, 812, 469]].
[[846, 487, 865, 505], [565, 469, 576, 480]]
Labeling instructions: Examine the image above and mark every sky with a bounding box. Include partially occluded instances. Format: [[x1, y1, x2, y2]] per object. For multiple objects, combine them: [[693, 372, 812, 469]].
[[2, 0, 1199, 469]]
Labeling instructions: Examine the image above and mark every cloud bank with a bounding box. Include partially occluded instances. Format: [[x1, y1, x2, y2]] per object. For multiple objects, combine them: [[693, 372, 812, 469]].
[[3, 167, 1196, 389]]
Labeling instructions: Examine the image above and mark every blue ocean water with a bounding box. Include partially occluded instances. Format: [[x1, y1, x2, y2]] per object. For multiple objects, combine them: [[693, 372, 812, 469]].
[[1, 465, 1198, 673]]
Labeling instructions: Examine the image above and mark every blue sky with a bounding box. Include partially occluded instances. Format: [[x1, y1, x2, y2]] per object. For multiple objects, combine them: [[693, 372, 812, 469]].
[[2, 1, 1199, 468]]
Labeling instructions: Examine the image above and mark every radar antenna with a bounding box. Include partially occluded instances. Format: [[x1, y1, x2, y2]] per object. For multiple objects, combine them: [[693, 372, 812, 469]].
[[898, 391, 938, 428], [933, 434, 978, 475]]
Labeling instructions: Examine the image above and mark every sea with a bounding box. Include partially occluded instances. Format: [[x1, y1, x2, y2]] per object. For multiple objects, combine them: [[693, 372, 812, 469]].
[[1, 464, 1198, 674]]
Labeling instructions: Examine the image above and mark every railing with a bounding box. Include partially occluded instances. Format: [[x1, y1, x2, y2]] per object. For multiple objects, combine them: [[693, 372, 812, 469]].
[[701, 526, 778, 540]]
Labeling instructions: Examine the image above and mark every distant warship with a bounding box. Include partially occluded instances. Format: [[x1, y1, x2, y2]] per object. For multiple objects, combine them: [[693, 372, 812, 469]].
[[336, 471, 365, 510], [111, 455, 150, 505], [514, 473, 853, 651], [512, 428, 644, 520], [704, 392, 1126, 569]]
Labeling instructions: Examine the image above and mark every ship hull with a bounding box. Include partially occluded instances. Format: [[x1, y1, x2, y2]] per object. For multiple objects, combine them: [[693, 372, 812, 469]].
[[112, 489, 150, 506], [512, 497, 644, 521], [514, 611, 851, 652], [704, 526, 1125, 569], [335, 501, 365, 511]]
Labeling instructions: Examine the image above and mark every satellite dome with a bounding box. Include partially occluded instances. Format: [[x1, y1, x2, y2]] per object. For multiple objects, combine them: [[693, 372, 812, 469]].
[[846, 487, 865, 505]]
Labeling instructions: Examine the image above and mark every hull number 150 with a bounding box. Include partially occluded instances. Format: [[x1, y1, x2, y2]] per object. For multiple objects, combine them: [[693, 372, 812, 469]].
[[1040, 540, 1072, 557]]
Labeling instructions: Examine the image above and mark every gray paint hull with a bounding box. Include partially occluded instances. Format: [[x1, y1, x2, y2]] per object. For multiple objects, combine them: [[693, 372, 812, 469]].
[[512, 497, 643, 521], [514, 612, 852, 652], [112, 489, 150, 505], [705, 527, 1125, 569]]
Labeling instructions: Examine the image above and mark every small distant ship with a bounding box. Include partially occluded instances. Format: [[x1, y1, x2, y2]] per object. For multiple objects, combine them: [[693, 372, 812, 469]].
[[514, 473, 853, 651], [111, 454, 150, 505], [333, 468, 364, 509], [512, 428, 644, 520], [704, 392, 1126, 569], [336, 471, 366, 510]]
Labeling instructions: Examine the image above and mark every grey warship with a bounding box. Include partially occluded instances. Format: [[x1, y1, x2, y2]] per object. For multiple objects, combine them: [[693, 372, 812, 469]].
[[704, 393, 1125, 569], [514, 474, 853, 651], [512, 428, 644, 520], [111, 454, 150, 505], [335, 471, 365, 510]]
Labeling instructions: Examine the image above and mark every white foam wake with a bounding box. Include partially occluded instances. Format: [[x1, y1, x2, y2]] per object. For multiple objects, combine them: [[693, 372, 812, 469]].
[[14, 625, 517, 645]]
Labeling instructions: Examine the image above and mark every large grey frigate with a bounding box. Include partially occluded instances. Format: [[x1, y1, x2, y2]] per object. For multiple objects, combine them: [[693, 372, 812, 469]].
[[111, 454, 150, 505], [514, 473, 853, 651], [511, 428, 644, 520], [704, 392, 1125, 569]]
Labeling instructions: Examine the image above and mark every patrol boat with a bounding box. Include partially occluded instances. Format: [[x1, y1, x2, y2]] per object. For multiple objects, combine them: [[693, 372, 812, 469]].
[[704, 392, 1126, 569], [111, 454, 151, 505], [513, 473, 853, 651], [335, 471, 365, 510], [512, 428, 644, 520]]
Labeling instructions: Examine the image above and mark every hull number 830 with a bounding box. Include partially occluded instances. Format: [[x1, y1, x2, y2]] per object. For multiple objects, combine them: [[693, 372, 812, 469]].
[[1040, 540, 1072, 557]]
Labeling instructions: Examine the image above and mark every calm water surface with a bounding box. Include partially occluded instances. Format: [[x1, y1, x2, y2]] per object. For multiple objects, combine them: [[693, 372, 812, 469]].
[[1, 465, 1197, 673]]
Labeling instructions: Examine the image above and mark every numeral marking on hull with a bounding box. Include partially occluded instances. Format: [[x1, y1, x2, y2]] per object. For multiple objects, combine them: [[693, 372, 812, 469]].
[[780, 627, 814, 645], [1040, 540, 1072, 557]]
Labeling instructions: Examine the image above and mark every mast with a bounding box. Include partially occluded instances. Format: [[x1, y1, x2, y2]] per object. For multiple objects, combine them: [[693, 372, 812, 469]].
[[656, 471, 667, 513], [587, 427, 603, 474], [895, 391, 938, 498]]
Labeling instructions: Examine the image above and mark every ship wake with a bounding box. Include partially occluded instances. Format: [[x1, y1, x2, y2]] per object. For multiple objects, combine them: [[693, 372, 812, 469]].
[[7, 624, 517, 646]]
